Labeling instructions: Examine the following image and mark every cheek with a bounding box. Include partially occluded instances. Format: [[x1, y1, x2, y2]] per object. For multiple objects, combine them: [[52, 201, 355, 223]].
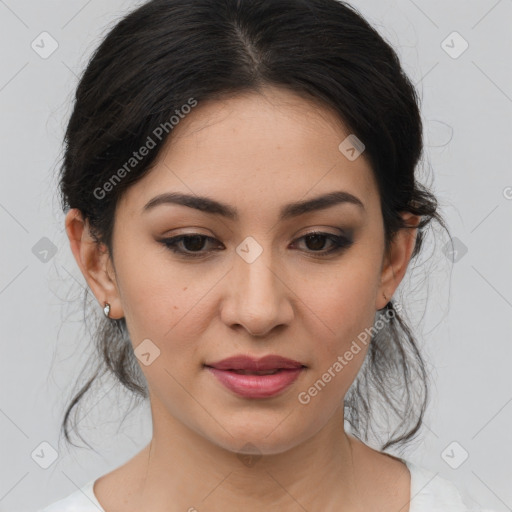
[[292, 279, 378, 424], [293, 253, 382, 409], [302, 256, 381, 347], [113, 239, 216, 352]]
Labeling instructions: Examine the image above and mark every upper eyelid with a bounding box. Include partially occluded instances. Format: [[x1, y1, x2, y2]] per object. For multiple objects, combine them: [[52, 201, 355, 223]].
[[162, 230, 348, 243], [162, 224, 350, 237]]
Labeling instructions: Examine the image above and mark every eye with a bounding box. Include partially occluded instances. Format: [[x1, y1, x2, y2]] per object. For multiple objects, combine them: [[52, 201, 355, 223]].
[[291, 231, 353, 255], [159, 231, 353, 258], [160, 234, 222, 258]]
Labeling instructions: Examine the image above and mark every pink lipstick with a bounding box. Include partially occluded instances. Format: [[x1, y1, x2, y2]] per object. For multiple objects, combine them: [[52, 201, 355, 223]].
[[204, 355, 306, 399]]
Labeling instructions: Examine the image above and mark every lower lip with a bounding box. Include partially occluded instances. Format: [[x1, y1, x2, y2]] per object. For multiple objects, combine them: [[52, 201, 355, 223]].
[[206, 367, 304, 398]]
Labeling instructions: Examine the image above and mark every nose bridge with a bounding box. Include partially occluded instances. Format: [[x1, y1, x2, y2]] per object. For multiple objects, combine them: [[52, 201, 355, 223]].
[[239, 247, 279, 301], [223, 236, 293, 336]]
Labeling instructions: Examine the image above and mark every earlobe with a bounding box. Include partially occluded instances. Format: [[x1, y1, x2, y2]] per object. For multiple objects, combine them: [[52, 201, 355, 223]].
[[376, 212, 420, 310], [65, 209, 123, 319]]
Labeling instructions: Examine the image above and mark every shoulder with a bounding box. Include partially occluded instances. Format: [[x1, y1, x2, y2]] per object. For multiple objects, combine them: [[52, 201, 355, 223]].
[[404, 459, 497, 512], [37, 479, 105, 512]]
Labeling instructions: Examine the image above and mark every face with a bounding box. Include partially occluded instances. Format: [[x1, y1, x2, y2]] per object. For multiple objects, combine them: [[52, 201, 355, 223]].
[[67, 86, 417, 456]]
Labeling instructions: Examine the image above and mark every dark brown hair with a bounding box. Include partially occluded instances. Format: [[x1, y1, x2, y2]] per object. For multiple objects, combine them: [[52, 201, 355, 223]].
[[58, 0, 449, 452]]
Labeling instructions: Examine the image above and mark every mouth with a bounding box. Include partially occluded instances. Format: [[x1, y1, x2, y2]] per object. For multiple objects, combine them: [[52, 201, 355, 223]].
[[203, 355, 307, 398]]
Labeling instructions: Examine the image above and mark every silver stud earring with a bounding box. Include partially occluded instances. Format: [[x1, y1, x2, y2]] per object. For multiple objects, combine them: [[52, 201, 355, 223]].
[[103, 302, 111, 318]]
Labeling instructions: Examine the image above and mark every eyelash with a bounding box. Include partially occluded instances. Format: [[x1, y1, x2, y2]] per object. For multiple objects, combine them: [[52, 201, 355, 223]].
[[160, 231, 353, 259]]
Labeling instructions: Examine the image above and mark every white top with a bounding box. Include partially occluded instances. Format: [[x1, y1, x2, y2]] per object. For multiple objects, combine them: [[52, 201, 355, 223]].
[[38, 459, 496, 511]]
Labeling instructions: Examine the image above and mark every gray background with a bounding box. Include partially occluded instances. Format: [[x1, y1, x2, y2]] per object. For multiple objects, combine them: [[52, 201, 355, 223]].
[[0, 0, 511, 510]]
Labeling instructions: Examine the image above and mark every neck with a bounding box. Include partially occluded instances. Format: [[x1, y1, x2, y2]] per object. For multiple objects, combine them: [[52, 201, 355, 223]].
[[133, 403, 362, 511]]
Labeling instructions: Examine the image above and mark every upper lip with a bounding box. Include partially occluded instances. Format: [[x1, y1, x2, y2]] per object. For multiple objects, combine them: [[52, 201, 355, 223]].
[[205, 355, 306, 371]]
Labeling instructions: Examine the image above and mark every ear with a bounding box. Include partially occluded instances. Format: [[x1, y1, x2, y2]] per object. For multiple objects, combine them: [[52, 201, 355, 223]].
[[65, 208, 123, 319], [376, 212, 421, 310]]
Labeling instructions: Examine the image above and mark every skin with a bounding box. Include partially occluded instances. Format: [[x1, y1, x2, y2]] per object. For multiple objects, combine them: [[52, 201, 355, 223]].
[[66, 85, 419, 512]]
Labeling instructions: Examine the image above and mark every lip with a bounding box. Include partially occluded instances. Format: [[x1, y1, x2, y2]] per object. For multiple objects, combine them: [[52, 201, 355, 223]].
[[205, 355, 305, 371], [204, 355, 306, 399]]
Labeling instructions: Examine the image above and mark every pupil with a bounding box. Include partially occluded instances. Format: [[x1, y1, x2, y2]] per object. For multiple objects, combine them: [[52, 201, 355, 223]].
[[184, 235, 205, 251], [306, 234, 326, 251]]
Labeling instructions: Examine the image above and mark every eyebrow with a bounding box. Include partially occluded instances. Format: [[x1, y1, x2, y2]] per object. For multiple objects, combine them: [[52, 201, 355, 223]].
[[142, 190, 365, 221]]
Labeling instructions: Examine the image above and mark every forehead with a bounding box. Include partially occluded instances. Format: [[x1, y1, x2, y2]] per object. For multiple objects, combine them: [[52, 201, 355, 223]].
[[118, 86, 379, 218]]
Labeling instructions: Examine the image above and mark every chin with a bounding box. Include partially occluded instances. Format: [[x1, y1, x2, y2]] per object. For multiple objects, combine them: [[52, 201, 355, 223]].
[[202, 415, 313, 458]]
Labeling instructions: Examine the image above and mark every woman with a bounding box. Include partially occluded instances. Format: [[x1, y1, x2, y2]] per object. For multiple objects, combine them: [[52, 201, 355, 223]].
[[39, 0, 497, 510]]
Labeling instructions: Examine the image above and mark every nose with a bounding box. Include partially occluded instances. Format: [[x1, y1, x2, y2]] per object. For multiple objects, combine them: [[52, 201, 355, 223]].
[[220, 248, 294, 338]]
